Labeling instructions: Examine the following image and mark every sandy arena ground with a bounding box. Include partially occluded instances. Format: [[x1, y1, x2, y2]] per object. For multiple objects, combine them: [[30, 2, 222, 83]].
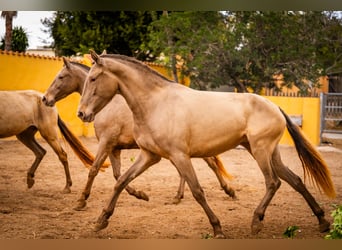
[[0, 137, 341, 239]]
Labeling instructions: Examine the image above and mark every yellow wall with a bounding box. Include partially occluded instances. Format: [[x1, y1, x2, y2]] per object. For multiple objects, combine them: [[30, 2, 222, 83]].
[[265, 96, 321, 145], [0, 51, 322, 145]]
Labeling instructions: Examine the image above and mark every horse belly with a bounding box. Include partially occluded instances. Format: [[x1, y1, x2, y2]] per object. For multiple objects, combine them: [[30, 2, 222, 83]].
[[0, 102, 35, 138], [189, 124, 246, 157], [0, 112, 35, 137]]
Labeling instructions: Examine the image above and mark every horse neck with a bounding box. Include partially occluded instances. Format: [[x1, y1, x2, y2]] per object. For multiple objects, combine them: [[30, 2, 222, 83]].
[[112, 63, 168, 120], [77, 76, 86, 95], [73, 67, 87, 95]]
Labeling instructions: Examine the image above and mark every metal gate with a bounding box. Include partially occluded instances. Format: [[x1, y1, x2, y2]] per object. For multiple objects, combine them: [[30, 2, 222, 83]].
[[320, 93, 342, 136]]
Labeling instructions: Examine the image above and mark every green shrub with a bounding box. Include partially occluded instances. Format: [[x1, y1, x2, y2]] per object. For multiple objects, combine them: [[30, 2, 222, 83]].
[[325, 204, 342, 239], [283, 225, 299, 239]]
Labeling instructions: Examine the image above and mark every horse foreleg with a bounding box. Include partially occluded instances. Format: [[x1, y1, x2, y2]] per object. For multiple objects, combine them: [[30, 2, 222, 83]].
[[203, 156, 237, 199], [170, 154, 225, 239], [109, 149, 149, 201], [94, 149, 160, 232], [16, 127, 46, 189], [271, 147, 330, 233], [74, 140, 110, 210]]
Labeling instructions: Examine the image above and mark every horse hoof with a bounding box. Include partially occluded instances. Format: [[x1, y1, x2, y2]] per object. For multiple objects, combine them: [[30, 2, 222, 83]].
[[61, 187, 71, 194], [251, 220, 263, 235], [319, 219, 330, 233], [74, 200, 87, 211], [137, 191, 149, 201], [93, 220, 109, 232], [227, 189, 237, 200], [27, 178, 35, 188], [214, 233, 226, 239]]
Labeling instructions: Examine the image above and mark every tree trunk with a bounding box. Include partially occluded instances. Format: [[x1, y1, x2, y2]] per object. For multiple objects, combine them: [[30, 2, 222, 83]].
[[4, 15, 13, 51], [1, 11, 17, 51], [232, 76, 248, 93]]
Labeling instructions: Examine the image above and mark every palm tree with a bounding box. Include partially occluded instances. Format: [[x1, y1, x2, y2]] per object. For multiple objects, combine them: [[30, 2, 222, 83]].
[[1, 11, 18, 51]]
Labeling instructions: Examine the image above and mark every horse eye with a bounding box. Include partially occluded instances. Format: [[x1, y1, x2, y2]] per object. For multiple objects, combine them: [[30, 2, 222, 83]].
[[58, 76, 63, 80]]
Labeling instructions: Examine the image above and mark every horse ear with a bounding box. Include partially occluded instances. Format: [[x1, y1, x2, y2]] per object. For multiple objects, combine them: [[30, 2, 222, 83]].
[[100, 49, 107, 55], [89, 49, 103, 65], [62, 56, 71, 69]]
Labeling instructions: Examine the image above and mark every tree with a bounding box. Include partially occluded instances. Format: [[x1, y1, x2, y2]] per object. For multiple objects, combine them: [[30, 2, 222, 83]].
[[1, 11, 17, 51], [147, 11, 229, 89], [147, 11, 342, 94], [1, 26, 29, 52], [42, 11, 162, 60]]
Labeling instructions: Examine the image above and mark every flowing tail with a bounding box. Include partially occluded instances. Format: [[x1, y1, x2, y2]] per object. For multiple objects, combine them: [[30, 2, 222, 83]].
[[279, 108, 336, 198], [57, 116, 110, 170], [213, 155, 234, 180]]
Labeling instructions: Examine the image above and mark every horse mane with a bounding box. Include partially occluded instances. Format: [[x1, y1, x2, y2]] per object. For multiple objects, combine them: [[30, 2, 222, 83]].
[[70, 61, 90, 72], [100, 54, 175, 84]]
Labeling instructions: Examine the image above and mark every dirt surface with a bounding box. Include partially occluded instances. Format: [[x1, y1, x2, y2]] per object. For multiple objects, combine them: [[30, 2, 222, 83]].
[[0, 137, 341, 239]]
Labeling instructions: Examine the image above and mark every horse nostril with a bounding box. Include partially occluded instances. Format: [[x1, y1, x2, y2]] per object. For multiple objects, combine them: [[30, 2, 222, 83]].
[[77, 111, 84, 119]]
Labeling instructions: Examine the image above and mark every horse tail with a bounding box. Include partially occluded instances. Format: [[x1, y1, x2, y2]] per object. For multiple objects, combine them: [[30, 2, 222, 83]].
[[213, 155, 234, 180], [57, 116, 110, 170], [279, 108, 336, 198]]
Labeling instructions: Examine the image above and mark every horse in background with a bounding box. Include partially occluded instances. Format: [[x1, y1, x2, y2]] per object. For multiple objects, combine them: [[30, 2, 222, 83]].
[[0, 90, 104, 193]]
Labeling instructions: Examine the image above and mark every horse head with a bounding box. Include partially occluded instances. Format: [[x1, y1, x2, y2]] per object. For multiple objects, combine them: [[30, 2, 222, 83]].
[[43, 57, 88, 107], [77, 50, 119, 122]]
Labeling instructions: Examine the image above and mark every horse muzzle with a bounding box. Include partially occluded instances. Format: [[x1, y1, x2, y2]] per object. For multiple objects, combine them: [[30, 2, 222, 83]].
[[77, 110, 95, 123], [42, 95, 55, 107]]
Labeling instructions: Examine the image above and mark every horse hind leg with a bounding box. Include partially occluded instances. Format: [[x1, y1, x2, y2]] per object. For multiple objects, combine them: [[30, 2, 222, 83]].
[[168, 175, 185, 205], [249, 145, 281, 235], [16, 127, 46, 189], [109, 149, 149, 201], [271, 146, 330, 233], [170, 156, 236, 205], [170, 154, 225, 238], [40, 131, 72, 193], [203, 156, 236, 199]]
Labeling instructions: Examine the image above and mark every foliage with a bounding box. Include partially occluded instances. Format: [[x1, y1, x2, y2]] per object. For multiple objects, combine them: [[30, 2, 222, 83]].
[[147, 11, 342, 93], [283, 225, 299, 239], [325, 204, 342, 239], [42, 11, 342, 93], [42, 11, 162, 60], [147, 11, 229, 89], [0, 26, 29, 52], [201, 232, 213, 239]]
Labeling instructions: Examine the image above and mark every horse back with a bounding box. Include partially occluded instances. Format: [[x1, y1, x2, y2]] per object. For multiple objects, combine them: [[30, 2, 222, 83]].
[[138, 88, 286, 157], [0, 90, 57, 138]]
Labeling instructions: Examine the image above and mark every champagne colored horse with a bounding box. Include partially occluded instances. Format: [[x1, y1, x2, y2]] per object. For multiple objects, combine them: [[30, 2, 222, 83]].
[[0, 90, 100, 193], [42, 57, 235, 209], [77, 51, 336, 238]]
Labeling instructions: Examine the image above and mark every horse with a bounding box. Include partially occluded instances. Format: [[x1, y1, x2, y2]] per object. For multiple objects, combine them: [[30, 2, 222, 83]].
[[0, 90, 103, 193], [42, 57, 236, 209], [77, 50, 336, 238]]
